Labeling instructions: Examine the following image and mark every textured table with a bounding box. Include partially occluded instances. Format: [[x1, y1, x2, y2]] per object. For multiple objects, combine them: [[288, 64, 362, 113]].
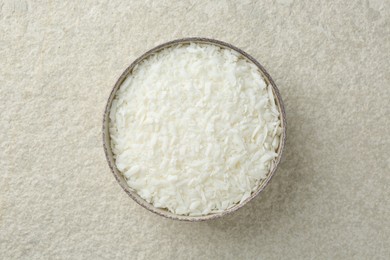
[[1, 1, 389, 259]]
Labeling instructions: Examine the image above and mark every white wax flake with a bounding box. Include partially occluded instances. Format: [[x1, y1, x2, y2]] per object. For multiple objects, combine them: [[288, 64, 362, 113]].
[[124, 165, 141, 178], [110, 43, 281, 215]]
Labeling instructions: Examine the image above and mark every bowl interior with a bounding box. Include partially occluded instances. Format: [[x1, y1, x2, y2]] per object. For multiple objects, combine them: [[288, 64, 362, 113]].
[[103, 38, 286, 221]]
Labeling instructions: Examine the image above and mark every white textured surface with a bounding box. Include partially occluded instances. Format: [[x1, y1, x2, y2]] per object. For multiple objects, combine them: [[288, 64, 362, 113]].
[[1, 0, 389, 259]]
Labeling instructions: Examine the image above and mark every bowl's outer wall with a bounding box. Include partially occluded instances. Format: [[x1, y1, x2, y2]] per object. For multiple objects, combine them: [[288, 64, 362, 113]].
[[102, 37, 287, 221]]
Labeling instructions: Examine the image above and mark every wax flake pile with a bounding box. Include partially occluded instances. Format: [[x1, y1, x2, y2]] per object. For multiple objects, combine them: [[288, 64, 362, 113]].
[[109, 43, 281, 216]]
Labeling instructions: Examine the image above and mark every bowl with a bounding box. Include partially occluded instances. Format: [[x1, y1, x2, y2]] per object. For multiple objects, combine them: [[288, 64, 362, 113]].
[[103, 38, 286, 221]]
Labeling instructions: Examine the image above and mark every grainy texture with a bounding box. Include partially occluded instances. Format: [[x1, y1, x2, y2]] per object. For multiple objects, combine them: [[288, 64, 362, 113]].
[[1, 0, 389, 259]]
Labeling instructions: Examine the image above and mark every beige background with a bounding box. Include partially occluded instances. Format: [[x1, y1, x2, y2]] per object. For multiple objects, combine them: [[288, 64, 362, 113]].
[[1, 0, 389, 259]]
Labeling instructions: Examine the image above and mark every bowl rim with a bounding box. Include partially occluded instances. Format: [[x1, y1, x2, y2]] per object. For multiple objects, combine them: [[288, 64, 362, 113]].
[[102, 37, 287, 221]]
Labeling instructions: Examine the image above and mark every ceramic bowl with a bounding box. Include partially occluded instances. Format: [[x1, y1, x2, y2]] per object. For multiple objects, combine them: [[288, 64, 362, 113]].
[[103, 38, 286, 221]]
